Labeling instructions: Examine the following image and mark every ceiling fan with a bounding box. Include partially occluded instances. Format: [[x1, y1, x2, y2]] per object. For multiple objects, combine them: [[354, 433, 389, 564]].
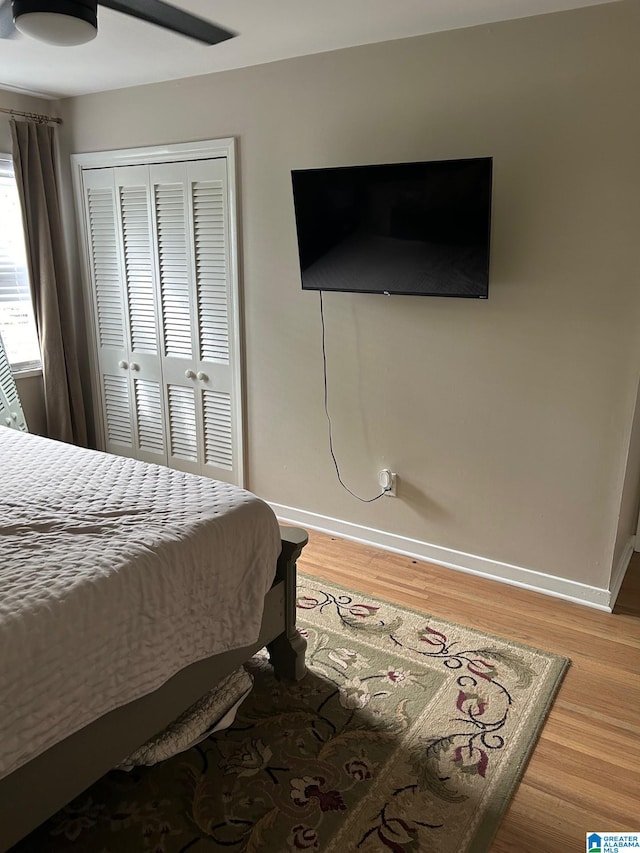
[[0, 0, 236, 46]]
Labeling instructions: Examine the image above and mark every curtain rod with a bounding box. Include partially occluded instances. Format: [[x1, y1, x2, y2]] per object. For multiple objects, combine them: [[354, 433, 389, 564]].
[[0, 106, 63, 125]]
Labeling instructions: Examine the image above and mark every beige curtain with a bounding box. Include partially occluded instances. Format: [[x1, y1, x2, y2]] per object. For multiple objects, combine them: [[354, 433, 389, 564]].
[[10, 119, 87, 446]]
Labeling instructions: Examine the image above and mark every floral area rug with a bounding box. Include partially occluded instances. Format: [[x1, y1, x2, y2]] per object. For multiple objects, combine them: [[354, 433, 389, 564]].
[[14, 575, 569, 853]]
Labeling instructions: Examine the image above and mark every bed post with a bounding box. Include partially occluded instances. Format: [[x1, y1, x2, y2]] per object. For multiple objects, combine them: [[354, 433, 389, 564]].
[[268, 525, 308, 681]]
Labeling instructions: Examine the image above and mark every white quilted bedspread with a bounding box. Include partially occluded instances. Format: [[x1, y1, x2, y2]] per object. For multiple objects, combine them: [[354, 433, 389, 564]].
[[0, 429, 281, 781]]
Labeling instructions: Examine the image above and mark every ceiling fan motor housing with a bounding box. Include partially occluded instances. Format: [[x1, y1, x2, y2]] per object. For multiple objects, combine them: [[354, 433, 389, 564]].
[[13, 0, 98, 26], [7, 0, 236, 46], [13, 0, 98, 44]]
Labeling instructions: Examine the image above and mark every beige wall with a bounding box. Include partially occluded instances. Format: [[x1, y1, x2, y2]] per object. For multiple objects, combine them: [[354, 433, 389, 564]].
[[57, 1, 640, 591], [0, 90, 51, 150]]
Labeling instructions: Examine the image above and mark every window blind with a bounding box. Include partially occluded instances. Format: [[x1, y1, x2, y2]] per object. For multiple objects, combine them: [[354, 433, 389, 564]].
[[0, 158, 30, 305], [0, 156, 40, 368]]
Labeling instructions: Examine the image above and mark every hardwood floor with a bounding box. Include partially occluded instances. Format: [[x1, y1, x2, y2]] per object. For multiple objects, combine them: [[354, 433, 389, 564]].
[[295, 528, 640, 853]]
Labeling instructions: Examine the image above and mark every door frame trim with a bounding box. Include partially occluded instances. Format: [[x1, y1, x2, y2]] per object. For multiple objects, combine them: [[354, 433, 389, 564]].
[[71, 138, 244, 486]]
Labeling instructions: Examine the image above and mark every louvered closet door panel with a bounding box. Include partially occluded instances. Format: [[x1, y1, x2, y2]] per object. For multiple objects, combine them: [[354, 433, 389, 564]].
[[188, 158, 240, 484], [82, 169, 135, 456], [158, 350, 200, 474], [116, 168, 158, 356], [113, 166, 167, 463], [133, 376, 165, 459], [149, 163, 200, 473], [202, 389, 233, 469], [151, 159, 238, 482], [151, 159, 239, 481], [93, 349, 137, 457], [102, 368, 133, 448], [191, 173, 229, 365], [125, 348, 166, 465], [166, 382, 199, 470], [153, 177, 193, 359], [85, 176, 126, 352]]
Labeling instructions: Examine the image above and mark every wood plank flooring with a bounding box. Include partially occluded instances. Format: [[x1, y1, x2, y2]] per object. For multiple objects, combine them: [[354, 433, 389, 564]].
[[295, 528, 640, 853]]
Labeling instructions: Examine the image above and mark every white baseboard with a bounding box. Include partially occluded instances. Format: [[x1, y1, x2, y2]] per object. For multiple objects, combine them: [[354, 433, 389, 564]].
[[270, 501, 617, 612]]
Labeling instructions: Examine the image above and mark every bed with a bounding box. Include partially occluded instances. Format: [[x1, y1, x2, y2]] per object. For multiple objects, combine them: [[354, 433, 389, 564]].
[[0, 428, 307, 852]]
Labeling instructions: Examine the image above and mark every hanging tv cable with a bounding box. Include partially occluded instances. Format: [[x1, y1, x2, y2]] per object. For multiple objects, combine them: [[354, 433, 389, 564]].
[[319, 290, 388, 503]]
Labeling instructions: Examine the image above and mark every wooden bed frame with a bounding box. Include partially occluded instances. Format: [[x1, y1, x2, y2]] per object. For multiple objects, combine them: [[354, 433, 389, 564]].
[[0, 525, 308, 853]]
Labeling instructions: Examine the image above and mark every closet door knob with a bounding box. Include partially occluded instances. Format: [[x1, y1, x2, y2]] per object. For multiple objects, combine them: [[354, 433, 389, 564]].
[[185, 369, 196, 379], [118, 360, 128, 369], [197, 372, 208, 382], [130, 362, 140, 371]]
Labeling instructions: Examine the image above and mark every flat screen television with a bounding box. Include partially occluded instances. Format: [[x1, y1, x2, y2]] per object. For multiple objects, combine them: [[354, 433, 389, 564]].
[[291, 157, 492, 298]]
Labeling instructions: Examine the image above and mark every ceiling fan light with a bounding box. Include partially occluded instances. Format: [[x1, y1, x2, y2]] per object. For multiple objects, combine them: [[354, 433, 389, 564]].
[[14, 9, 97, 46]]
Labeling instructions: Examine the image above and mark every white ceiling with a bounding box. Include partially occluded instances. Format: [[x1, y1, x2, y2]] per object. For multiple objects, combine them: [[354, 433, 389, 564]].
[[0, 0, 620, 100]]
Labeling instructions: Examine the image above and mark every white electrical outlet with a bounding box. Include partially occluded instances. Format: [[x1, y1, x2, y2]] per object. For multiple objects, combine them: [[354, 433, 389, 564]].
[[378, 469, 397, 497]]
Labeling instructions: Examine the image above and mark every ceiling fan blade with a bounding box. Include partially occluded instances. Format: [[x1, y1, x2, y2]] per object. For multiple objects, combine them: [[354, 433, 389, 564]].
[[99, 0, 235, 45], [0, 0, 17, 39]]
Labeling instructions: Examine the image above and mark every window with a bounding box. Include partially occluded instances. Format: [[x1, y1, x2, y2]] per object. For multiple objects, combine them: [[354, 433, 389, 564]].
[[0, 155, 41, 371]]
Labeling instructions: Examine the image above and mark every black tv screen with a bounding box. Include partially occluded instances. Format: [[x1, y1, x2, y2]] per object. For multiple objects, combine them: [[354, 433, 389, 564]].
[[291, 157, 492, 298]]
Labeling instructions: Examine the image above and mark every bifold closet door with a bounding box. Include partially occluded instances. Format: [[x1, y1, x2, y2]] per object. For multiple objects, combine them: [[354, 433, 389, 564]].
[[82, 152, 242, 485], [83, 167, 167, 465], [151, 158, 240, 485]]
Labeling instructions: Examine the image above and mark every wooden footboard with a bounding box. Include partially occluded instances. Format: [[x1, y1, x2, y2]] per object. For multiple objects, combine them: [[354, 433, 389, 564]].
[[0, 525, 308, 853], [269, 525, 309, 681]]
